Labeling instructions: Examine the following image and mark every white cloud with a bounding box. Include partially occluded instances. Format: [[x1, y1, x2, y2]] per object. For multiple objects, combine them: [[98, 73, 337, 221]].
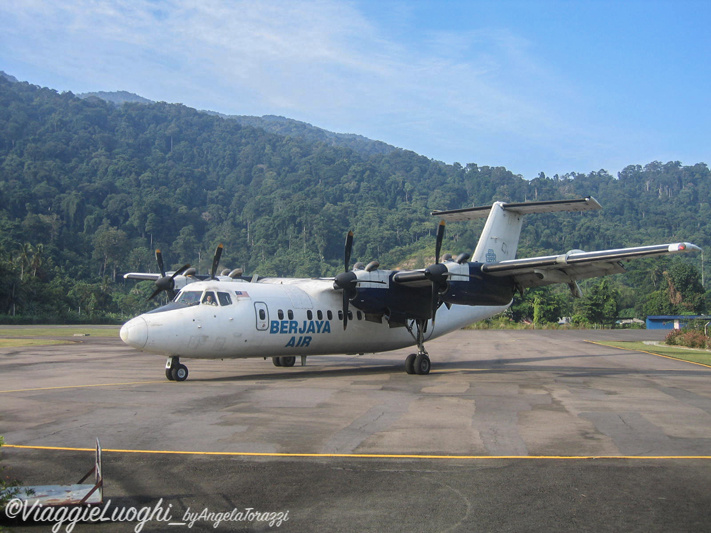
[[0, 0, 638, 176]]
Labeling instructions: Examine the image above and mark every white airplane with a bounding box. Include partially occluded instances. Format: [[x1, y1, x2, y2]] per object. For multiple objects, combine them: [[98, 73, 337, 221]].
[[120, 197, 700, 381]]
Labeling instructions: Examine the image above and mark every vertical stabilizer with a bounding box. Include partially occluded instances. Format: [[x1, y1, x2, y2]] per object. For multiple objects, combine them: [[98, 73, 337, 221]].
[[432, 197, 602, 264], [472, 202, 523, 263]]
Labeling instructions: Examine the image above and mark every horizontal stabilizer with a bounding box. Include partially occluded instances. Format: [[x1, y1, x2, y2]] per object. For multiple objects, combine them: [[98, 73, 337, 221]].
[[432, 197, 602, 222]]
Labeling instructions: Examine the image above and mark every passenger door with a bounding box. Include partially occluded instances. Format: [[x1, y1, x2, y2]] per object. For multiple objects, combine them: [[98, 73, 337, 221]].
[[254, 302, 269, 331]]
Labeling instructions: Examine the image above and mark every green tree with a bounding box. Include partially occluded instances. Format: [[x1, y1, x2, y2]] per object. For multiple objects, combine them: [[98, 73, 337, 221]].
[[644, 290, 676, 317], [666, 263, 705, 313], [511, 287, 566, 324], [577, 279, 619, 325], [643, 263, 705, 316], [92, 225, 130, 278]]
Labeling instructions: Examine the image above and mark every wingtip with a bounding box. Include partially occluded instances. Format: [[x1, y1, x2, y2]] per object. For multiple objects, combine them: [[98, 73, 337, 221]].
[[670, 242, 702, 253]]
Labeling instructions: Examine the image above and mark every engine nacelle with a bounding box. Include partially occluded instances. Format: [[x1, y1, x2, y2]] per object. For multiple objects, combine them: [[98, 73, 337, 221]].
[[440, 263, 515, 307], [349, 270, 432, 323]]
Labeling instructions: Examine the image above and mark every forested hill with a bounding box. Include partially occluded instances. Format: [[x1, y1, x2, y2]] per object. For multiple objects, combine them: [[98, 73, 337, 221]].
[[0, 74, 708, 322], [78, 89, 397, 157]]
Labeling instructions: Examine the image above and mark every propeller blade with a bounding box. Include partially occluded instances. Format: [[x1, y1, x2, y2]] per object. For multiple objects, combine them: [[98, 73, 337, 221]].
[[170, 264, 191, 280], [431, 283, 439, 325], [430, 220, 447, 326], [435, 220, 445, 265], [155, 249, 167, 277], [344, 231, 354, 272], [148, 287, 163, 301], [339, 231, 355, 330], [210, 244, 224, 279], [342, 290, 350, 330]]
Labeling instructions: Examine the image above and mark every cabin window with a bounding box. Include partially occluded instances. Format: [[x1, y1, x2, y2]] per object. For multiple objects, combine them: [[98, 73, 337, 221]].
[[278, 310, 284, 320], [327, 310, 333, 320], [338, 310, 343, 320], [288, 310, 294, 320], [307, 310, 313, 320], [176, 291, 202, 306], [347, 310, 353, 320], [317, 310, 323, 320], [357, 311, 363, 321], [259, 309, 266, 320], [202, 291, 218, 306], [217, 292, 232, 306]]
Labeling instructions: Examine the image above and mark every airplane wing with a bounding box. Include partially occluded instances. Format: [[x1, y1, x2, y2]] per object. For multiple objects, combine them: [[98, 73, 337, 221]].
[[123, 272, 162, 281], [481, 242, 701, 289]]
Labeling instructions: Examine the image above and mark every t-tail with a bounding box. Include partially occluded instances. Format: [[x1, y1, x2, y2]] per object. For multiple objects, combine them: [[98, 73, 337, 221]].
[[433, 197, 603, 263]]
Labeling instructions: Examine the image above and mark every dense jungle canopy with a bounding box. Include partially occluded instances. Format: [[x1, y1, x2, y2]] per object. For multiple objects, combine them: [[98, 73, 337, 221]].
[[0, 74, 708, 323]]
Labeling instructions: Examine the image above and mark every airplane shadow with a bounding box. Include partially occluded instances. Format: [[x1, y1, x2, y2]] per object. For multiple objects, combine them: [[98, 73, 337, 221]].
[[188, 351, 711, 383]]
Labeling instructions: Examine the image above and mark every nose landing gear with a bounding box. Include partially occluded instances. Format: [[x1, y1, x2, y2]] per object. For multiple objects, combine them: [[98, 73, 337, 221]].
[[166, 356, 189, 381]]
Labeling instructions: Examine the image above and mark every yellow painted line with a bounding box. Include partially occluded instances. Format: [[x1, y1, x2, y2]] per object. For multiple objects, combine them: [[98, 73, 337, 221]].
[[432, 368, 486, 373], [585, 340, 711, 369], [0, 380, 169, 393], [3, 444, 710, 460]]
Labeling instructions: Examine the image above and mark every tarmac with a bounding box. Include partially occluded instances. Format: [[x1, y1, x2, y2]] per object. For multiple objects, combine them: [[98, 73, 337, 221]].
[[1, 327, 711, 532]]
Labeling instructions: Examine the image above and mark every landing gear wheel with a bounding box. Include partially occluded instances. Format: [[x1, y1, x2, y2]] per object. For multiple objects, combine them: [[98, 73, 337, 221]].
[[272, 357, 283, 367], [171, 364, 189, 382], [414, 354, 431, 375], [406, 319, 431, 375], [165, 356, 180, 381], [280, 356, 296, 367], [405, 353, 417, 374]]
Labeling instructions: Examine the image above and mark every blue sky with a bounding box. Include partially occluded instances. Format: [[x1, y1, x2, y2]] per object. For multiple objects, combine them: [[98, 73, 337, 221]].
[[1, 0, 708, 178]]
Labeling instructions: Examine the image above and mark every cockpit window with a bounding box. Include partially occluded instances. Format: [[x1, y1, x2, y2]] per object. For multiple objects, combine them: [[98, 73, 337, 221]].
[[202, 291, 218, 306], [175, 291, 202, 306], [217, 292, 232, 306]]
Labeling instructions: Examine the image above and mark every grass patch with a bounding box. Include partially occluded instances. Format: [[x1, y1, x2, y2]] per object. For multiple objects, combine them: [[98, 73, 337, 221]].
[[595, 341, 711, 367], [0, 338, 72, 347], [0, 326, 120, 338]]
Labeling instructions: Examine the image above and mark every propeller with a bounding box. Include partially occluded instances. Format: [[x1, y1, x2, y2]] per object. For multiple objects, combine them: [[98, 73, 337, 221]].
[[334, 232, 357, 330], [344, 231, 353, 272], [210, 244, 224, 279], [425, 221, 448, 323], [149, 249, 190, 301], [435, 220, 445, 264], [333, 232, 387, 329]]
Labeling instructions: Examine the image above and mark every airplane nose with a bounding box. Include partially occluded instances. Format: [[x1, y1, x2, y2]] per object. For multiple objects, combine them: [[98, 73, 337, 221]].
[[120, 316, 148, 349]]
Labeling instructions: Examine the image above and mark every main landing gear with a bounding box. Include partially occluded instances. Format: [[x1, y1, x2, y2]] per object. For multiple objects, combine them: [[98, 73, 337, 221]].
[[272, 356, 296, 367], [405, 319, 431, 375], [166, 356, 189, 382]]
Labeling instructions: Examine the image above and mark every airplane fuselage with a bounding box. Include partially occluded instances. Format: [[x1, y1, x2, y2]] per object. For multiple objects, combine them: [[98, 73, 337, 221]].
[[120, 277, 509, 360]]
